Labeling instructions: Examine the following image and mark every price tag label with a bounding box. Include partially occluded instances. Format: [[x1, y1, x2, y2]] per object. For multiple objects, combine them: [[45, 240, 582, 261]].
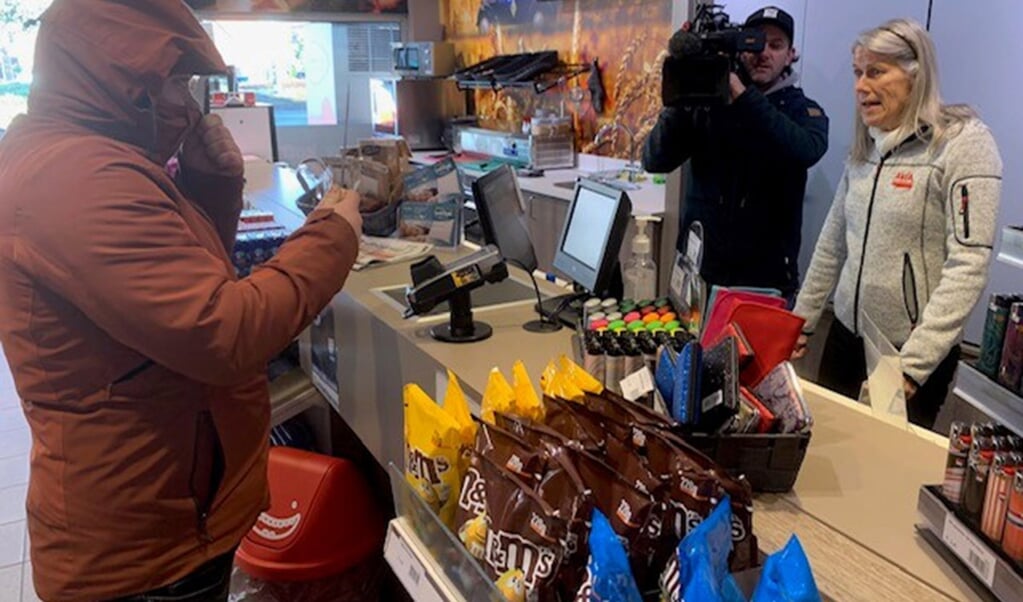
[[384, 523, 446, 602], [942, 513, 996, 586], [621, 367, 655, 402]]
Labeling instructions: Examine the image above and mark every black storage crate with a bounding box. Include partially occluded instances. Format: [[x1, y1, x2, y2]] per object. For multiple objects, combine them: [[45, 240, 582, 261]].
[[682, 431, 812, 493]]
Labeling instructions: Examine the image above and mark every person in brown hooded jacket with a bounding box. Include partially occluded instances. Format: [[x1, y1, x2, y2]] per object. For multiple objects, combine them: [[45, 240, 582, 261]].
[[0, 1, 363, 600]]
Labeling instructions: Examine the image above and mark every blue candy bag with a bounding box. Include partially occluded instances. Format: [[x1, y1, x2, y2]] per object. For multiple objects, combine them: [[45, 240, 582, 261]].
[[660, 495, 739, 602], [751, 535, 821, 602], [576, 509, 643, 602]]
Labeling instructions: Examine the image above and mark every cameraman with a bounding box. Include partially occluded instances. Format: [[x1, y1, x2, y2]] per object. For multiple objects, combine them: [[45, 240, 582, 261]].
[[643, 6, 829, 300]]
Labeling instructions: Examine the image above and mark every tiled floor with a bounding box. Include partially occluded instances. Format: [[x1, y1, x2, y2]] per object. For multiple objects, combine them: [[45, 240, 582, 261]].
[[0, 348, 34, 602]]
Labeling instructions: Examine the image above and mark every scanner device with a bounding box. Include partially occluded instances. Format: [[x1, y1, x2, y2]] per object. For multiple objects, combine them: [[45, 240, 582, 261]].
[[402, 245, 509, 343]]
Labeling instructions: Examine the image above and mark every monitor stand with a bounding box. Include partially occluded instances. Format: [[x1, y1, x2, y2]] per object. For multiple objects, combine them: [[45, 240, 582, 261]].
[[538, 293, 588, 328]]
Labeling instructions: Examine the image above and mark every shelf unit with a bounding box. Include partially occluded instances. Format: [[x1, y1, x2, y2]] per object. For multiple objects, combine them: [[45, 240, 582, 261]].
[[917, 230, 1023, 601], [383, 463, 504, 602]]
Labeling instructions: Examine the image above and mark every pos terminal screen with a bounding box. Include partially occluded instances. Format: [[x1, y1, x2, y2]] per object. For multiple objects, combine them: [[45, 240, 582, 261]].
[[560, 186, 616, 269]]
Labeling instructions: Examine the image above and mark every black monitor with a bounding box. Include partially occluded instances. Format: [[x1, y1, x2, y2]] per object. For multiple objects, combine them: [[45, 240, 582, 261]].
[[471, 165, 537, 272], [552, 178, 632, 296], [472, 165, 561, 333]]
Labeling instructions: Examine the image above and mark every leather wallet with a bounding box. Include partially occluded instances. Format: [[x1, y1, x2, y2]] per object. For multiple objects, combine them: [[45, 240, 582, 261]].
[[706, 322, 755, 370], [740, 386, 777, 433]]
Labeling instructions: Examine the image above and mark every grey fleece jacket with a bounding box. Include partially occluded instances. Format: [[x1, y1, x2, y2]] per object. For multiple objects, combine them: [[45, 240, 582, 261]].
[[794, 118, 1002, 385]]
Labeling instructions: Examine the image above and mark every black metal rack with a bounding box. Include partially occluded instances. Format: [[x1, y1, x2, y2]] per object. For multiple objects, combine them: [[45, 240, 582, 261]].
[[453, 51, 589, 93]]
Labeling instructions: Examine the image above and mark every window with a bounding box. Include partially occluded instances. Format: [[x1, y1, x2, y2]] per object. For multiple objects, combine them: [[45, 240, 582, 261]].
[[205, 19, 400, 127], [0, 0, 52, 131]]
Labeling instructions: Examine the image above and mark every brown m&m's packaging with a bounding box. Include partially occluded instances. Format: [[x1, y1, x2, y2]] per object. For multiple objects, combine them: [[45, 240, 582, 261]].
[[479, 453, 568, 602]]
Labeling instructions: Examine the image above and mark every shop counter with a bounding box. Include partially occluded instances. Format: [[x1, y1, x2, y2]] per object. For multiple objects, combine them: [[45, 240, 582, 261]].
[[245, 160, 981, 601]]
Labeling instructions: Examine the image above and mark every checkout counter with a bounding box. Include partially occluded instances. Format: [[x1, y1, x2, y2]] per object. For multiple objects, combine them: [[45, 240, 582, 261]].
[[244, 159, 994, 602]]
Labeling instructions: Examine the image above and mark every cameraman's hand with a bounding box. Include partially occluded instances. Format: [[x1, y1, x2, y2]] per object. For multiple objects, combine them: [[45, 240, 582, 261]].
[[181, 114, 244, 177], [729, 73, 746, 103], [317, 185, 363, 235]]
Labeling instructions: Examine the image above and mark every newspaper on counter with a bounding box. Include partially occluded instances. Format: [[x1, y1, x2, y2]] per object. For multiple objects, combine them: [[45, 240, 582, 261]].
[[353, 236, 433, 271]]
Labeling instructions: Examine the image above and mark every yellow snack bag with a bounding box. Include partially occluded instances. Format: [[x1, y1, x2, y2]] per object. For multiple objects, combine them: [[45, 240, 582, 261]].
[[480, 367, 516, 424], [404, 383, 463, 528], [511, 360, 544, 421], [550, 369, 585, 402], [443, 369, 477, 444], [540, 360, 559, 395], [559, 354, 604, 394]]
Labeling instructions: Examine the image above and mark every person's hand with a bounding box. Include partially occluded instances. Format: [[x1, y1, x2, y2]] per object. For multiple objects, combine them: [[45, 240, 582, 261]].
[[791, 334, 809, 360], [729, 72, 746, 102], [903, 377, 919, 401], [317, 185, 363, 234], [181, 114, 244, 177]]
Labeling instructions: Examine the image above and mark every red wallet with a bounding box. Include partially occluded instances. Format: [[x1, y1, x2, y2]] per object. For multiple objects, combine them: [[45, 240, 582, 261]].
[[727, 303, 805, 387], [701, 290, 786, 346]]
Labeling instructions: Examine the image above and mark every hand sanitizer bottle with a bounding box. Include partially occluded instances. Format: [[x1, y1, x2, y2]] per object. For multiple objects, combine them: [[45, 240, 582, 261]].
[[623, 216, 658, 301]]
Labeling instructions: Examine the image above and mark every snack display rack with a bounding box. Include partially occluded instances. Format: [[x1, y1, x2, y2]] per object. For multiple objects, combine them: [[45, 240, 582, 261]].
[[383, 463, 504, 602], [916, 231, 1023, 602]]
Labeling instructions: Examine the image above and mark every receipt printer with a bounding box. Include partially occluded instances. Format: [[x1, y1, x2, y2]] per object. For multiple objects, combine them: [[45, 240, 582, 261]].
[[403, 245, 508, 343]]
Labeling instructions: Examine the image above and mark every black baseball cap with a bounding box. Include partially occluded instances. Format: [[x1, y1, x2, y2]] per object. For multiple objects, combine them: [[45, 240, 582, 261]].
[[745, 6, 795, 43]]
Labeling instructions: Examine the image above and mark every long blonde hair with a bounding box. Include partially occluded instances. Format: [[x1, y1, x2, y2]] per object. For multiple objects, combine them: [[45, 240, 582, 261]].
[[849, 18, 975, 163]]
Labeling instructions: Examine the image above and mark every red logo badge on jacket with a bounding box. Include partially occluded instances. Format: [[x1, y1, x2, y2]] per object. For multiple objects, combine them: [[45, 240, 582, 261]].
[[892, 171, 914, 190]]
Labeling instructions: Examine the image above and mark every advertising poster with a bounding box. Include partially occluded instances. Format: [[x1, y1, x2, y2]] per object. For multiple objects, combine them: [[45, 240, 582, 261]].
[[441, 0, 673, 157]]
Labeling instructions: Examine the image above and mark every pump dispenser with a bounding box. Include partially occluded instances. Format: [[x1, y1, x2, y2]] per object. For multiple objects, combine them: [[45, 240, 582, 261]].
[[623, 216, 658, 301]]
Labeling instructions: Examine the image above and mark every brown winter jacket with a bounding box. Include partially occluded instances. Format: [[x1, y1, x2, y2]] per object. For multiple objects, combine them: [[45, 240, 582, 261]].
[[0, 1, 359, 600]]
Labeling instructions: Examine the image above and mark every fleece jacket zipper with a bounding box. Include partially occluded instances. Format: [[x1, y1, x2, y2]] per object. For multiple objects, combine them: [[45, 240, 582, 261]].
[[852, 150, 894, 334]]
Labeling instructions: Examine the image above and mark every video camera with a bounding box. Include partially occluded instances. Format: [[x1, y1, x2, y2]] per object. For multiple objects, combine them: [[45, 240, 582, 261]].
[[661, 4, 766, 106]]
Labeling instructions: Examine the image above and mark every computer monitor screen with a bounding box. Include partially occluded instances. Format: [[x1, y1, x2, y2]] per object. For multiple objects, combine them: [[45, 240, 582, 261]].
[[552, 179, 631, 294], [471, 164, 538, 273]]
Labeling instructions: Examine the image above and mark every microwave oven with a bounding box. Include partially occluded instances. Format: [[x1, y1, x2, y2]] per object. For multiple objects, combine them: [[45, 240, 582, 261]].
[[392, 41, 455, 77]]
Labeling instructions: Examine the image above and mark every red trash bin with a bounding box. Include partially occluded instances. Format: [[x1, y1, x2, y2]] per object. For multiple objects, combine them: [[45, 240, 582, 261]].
[[233, 447, 386, 600]]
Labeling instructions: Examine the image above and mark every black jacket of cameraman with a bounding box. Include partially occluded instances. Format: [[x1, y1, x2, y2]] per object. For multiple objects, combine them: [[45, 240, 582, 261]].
[[643, 75, 828, 297]]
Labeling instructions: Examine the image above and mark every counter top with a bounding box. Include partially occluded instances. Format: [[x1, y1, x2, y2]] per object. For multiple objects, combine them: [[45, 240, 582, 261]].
[[245, 161, 979, 602], [410, 150, 668, 216]]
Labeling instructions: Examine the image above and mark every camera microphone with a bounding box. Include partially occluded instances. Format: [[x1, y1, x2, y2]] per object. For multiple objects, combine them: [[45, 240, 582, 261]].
[[668, 29, 702, 58]]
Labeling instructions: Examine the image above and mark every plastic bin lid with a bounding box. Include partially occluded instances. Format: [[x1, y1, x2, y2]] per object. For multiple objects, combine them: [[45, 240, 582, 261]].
[[235, 447, 385, 582]]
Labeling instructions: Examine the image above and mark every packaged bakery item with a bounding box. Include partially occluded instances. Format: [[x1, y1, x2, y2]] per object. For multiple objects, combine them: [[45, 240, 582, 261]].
[[512, 360, 545, 422], [481, 367, 517, 424], [481, 454, 568, 602], [573, 509, 643, 602], [403, 383, 464, 529]]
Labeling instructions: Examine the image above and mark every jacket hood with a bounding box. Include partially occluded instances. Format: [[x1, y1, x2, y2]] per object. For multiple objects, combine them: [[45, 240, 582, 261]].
[[762, 69, 800, 96], [27, 0, 227, 159]]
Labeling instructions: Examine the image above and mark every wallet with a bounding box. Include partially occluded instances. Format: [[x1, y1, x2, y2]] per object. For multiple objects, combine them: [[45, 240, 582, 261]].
[[740, 386, 777, 434], [700, 335, 739, 433], [706, 322, 755, 370], [655, 345, 678, 406], [753, 362, 811, 433], [701, 289, 787, 346], [727, 303, 806, 387], [672, 341, 703, 425]]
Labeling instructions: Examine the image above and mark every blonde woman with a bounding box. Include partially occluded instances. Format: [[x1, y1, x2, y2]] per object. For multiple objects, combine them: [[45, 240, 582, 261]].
[[794, 18, 1002, 429]]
